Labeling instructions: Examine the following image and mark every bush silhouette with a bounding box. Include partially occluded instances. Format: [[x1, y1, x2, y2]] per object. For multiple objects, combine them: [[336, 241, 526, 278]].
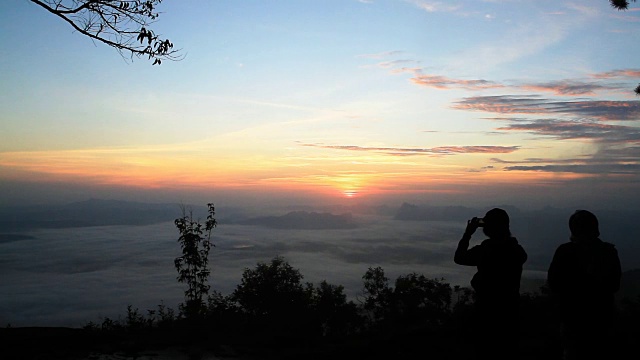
[[74, 252, 639, 360]]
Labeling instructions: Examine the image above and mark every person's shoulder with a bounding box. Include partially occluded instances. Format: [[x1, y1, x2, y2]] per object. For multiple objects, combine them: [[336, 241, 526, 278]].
[[468, 242, 486, 253], [553, 242, 575, 254], [599, 239, 616, 247], [478, 238, 494, 247], [598, 239, 618, 252], [556, 241, 574, 249]]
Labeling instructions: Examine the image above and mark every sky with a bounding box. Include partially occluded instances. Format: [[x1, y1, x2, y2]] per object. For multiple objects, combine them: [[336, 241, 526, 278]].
[[2, 0, 640, 210]]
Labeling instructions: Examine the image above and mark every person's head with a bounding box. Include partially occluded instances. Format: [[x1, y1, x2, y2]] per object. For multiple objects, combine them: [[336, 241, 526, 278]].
[[482, 208, 511, 239], [569, 210, 600, 241]]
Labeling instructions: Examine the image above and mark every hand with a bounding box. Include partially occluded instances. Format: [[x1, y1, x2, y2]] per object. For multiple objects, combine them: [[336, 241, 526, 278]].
[[464, 217, 480, 237]]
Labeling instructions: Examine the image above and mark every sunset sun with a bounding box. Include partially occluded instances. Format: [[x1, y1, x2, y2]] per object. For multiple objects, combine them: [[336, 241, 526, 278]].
[[343, 189, 358, 198]]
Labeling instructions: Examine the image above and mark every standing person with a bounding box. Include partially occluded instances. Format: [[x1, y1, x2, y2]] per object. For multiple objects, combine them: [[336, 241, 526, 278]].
[[547, 210, 621, 360], [454, 208, 528, 360]]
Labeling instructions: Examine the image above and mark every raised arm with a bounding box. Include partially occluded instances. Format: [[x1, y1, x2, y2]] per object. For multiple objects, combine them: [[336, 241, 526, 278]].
[[454, 218, 480, 266]]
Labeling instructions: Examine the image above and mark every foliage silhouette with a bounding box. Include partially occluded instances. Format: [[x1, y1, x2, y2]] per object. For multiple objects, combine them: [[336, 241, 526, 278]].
[[610, 0, 637, 11], [361, 266, 392, 323], [69, 258, 640, 360], [310, 280, 361, 338], [174, 203, 216, 317], [29, 0, 181, 65], [233, 256, 309, 317], [361, 267, 453, 332], [230, 256, 323, 344]]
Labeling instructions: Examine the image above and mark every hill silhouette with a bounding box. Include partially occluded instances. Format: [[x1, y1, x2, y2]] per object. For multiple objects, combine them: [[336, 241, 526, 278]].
[[394, 202, 476, 221], [239, 211, 357, 230], [0, 199, 183, 231]]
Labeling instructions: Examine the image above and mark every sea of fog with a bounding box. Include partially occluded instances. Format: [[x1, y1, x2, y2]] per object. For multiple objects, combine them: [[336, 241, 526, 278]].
[[1, 214, 553, 327]]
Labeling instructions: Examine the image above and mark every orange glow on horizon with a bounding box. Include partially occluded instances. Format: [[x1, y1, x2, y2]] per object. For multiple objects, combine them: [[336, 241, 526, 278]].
[[0, 147, 611, 201]]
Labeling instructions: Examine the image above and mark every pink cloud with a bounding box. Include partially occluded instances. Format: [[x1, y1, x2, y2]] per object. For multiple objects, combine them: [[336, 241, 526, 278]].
[[519, 81, 611, 96], [301, 143, 519, 156], [410, 74, 504, 90], [590, 69, 640, 79]]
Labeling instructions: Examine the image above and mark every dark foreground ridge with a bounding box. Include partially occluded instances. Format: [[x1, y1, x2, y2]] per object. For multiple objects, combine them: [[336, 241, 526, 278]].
[[3, 266, 640, 360]]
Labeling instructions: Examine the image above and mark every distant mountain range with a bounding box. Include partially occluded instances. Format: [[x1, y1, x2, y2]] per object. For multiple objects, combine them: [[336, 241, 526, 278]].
[[3, 200, 640, 272], [0, 199, 184, 231], [394, 202, 477, 221], [0, 199, 360, 232], [239, 211, 357, 230], [393, 202, 524, 221]]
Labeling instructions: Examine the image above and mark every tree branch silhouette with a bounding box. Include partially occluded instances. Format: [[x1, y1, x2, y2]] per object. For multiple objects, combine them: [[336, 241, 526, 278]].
[[610, 0, 637, 10], [30, 0, 182, 65]]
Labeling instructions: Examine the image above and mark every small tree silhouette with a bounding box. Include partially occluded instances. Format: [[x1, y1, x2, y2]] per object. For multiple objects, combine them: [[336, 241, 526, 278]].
[[232, 256, 309, 317], [174, 203, 217, 317]]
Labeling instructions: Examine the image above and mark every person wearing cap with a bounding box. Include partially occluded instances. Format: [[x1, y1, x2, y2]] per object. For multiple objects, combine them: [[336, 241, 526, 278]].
[[454, 208, 527, 360], [547, 210, 621, 360]]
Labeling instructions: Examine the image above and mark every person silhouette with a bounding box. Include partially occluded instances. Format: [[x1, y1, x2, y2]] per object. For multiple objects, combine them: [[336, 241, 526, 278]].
[[454, 208, 527, 360], [547, 210, 621, 360]]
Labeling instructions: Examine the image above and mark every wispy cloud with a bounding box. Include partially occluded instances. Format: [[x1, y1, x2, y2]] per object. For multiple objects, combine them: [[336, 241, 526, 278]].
[[453, 96, 558, 115], [565, 2, 600, 17], [488, 117, 640, 176], [357, 51, 405, 59], [378, 59, 421, 69], [397, 68, 634, 96], [369, 54, 633, 97], [609, 10, 640, 22], [503, 163, 640, 174], [490, 157, 589, 165], [442, 1, 602, 72], [453, 95, 640, 120], [404, 0, 461, 13], [300, 143, 519, 156], [590, 68, 640, 79], [490, 152, 640, 175], [410, 73, 504, 90], [495, 119, 640, 143], [519, 81, 616, 96], [385, 65, 504, 91]]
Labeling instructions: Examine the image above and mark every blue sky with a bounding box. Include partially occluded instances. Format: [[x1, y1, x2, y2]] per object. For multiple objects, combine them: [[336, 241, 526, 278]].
[[1, 0, 640, 209]]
